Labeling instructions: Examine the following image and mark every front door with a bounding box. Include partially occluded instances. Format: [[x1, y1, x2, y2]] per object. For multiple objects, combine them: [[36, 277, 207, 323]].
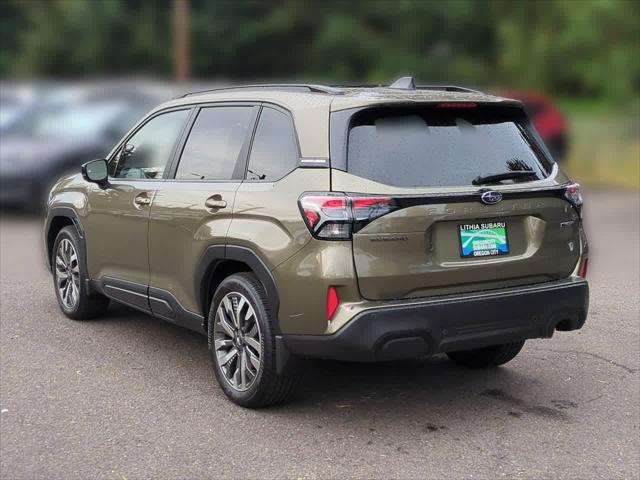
[[148, 104, 258, 321], [84, 108, 191, 310]]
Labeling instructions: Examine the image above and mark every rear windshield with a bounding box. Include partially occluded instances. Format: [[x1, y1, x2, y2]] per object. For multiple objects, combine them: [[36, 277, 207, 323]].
[[346, 106, 550, 187]]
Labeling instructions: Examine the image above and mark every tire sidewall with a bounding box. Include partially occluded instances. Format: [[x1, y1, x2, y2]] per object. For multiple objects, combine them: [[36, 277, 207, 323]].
[[208, 274, 274, 406]]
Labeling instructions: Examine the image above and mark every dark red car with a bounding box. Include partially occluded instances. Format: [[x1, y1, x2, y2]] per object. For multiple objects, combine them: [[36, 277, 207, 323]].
[[499, 89, 569, 161]]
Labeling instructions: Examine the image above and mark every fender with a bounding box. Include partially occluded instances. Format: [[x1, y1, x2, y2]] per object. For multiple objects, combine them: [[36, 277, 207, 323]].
[[196, 244, 281, 333], [44, 206, 85, 271]]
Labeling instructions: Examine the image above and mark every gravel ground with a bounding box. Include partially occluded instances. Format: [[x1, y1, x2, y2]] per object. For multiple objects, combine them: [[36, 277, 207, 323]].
[[1, 190, 638, 479]]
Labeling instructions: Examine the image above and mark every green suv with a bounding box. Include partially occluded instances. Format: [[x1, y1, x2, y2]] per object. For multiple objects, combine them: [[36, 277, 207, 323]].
[[44, 78, 589, 407]]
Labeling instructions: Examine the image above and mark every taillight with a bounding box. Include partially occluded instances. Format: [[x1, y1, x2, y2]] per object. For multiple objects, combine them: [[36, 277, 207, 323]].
[[299, 193, 396, 240], [564, 183, 583, 212], [326, 286, 339, 320], [578, 258, 588, 278]]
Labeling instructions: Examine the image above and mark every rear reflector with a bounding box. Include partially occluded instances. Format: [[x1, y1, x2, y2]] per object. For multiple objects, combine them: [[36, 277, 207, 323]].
[[578, 258, 588, 278], [326, 286, 339, 320]]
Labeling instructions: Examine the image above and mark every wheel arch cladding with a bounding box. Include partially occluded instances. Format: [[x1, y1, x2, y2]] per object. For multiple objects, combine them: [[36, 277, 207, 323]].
[[197, 245, 281, 333], [45, 208, 84, 271]]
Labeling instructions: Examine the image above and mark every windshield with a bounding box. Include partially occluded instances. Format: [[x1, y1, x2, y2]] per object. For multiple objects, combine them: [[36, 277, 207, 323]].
[[9, 101, 127, 138], [346, 106, 549, 187]]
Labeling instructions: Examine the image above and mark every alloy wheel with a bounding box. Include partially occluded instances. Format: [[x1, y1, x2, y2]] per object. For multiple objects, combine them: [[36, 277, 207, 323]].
[[213, 292, 262, 392], [55, 238, 80, 310]]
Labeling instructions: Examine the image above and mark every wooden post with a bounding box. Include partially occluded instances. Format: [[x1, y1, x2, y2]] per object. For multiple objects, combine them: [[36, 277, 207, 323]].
[[173, 0, 190, 83]]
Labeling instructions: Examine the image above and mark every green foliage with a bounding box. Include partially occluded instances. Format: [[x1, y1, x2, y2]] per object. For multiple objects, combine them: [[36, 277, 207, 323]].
[[1, 0, 638, 101]]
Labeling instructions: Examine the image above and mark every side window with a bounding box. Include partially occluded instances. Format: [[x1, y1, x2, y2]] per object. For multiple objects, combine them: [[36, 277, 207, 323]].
[[246, 108, 298, 181], [111, 109, 189, 179], [175, 106, 253, 180]]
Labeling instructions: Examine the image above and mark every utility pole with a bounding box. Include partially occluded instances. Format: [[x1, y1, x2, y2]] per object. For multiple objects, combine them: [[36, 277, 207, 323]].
[[173, 0, 190, 83]]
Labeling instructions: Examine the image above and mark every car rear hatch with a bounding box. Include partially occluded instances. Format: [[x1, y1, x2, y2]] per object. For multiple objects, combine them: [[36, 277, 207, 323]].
[[327, 102, 583, 300]]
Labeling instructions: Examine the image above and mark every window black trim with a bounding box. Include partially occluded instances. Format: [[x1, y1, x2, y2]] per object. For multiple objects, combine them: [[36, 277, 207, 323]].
[[165, 102, 261, 182], [242, 103, 302, 183]]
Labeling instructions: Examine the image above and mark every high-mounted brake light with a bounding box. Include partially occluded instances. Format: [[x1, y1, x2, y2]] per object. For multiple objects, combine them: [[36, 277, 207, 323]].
[[437, 102, 477, 108], [298, 193, 396, 240]]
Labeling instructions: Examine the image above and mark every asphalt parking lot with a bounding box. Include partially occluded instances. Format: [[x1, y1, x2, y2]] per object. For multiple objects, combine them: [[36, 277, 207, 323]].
[[1, 190, 638, 479]]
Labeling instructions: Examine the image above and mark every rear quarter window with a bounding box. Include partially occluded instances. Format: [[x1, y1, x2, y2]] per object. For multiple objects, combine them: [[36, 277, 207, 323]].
[[346, 106, 550, 188], [245, 107, 298, 181]]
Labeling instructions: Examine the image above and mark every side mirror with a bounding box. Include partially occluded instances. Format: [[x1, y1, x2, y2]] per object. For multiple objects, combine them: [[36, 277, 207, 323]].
[[81, 159, 109, 188]]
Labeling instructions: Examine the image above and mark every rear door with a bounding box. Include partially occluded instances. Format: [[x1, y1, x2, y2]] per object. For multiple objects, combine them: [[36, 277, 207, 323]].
[[330, 103, 582, 300], [147, 104, 258, 319]]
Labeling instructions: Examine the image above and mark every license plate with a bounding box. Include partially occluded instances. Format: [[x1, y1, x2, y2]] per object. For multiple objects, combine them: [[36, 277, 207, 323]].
[[458, 221, 509, 258]]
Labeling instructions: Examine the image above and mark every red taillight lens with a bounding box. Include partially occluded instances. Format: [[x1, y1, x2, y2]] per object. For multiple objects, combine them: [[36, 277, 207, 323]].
[[298, 193, 396, 240], [303, 209, 321, 228], [299, 194, 351, 239], [326, 286, 339, 321], [351, 197, 392, 208], [578, 258, 588, 278], [564, 183, 583, 211]]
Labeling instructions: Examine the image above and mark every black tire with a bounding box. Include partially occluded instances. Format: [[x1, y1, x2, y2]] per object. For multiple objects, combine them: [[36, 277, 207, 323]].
[[208, 272, 299, 408], [52, 226, 109, 320], [446, 341, 525, 369]]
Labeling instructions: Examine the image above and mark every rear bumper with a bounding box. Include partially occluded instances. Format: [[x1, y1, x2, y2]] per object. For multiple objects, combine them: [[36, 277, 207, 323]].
[[279, 278, 589, 364]]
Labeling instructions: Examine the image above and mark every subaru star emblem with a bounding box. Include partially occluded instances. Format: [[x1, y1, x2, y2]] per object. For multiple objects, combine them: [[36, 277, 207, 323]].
[[481, 190, 503, 205]]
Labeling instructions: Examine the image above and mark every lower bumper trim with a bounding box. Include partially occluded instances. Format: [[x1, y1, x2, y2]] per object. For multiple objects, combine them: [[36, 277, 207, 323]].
[[280, 278, 589, 363]]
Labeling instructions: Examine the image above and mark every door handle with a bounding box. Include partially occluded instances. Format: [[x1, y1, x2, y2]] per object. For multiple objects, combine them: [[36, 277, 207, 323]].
[[134, 194, 151, 206], [205, 195, 227, 210]]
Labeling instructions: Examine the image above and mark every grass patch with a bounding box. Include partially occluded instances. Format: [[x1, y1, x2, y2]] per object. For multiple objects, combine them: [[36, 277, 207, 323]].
[[561, 104, 639, 189]]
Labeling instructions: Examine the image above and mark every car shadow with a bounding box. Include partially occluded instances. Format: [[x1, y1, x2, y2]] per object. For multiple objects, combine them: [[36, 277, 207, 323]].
[[91, 302, 579, 429]]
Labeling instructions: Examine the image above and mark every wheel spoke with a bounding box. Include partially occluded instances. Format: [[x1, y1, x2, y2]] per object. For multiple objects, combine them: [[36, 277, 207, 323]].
[[247, 349, 260, 371], [63, 282, 71, 306], [244, 336, 260, 352], [62, 240, 70, 263], [216, 310, 235, 337], [219, 347, 238, 367], [236, 297, 246, 331], [69, 283, 76, 306], [239, 350, 248, 389], [223, 297, 237, 328], [214, 338, 234, 350], [247, 323, 258, 338], [55, 256, 66, 271]]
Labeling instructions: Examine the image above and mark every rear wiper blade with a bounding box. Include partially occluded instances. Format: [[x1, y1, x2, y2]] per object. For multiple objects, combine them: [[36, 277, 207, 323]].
[[472, 170, 539, 185]]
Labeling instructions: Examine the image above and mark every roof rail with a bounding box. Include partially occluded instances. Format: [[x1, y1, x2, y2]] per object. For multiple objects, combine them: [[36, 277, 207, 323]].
[[180, 84, 344, 98], [386, 76, 480, 94], [416, 85, 480, 94]]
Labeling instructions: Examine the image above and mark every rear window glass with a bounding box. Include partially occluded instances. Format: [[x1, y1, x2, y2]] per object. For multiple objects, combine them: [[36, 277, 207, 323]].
[[347, 106, 548, 187]]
